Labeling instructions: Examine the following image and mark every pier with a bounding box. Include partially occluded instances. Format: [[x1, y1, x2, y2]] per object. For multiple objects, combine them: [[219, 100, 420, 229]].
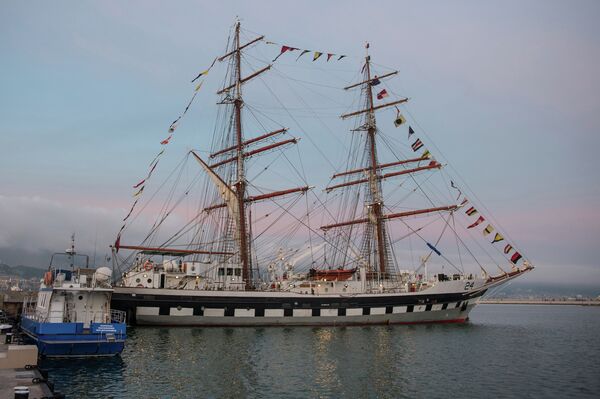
[[0, 336, 57, 399], [480, 299, 600, 306]]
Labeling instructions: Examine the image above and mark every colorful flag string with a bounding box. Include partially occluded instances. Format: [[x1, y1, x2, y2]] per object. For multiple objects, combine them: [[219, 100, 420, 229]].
[[116, 56, 213, 247], [266, 41, 347, 63]]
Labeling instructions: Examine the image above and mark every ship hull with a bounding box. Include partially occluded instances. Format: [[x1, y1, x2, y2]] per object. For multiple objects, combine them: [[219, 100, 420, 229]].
[[20, 317, 126, 357], [111, 286, 485, 327]]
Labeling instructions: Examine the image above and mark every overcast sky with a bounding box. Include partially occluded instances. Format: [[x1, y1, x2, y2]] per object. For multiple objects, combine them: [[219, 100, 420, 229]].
[[1, 1, 599, 286]]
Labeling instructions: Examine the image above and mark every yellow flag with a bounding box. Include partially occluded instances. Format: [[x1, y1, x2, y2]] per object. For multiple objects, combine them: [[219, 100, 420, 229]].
[[483, 224, 494, 236], [195, 81, 203, 92], [313, 52, 322, 61], [492, 233, 504, 243]]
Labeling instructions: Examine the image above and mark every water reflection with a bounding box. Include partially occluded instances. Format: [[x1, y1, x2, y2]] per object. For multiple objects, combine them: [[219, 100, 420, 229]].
[[40, 307, 600, 399]]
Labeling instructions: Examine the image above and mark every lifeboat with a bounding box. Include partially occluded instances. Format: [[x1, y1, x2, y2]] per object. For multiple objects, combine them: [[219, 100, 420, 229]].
[[308, 268, 357, 281]]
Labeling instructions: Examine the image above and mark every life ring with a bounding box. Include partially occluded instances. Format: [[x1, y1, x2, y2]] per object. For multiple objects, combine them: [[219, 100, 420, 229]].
[[144, 260, 153, 271]]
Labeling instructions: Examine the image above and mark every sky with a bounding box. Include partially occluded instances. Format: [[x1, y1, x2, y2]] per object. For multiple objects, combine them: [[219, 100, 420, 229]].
[[1, 0, 599, 286]]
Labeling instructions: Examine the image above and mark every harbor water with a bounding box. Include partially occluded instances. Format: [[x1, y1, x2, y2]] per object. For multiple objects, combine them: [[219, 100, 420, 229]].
[[41, 304, 600, 398]]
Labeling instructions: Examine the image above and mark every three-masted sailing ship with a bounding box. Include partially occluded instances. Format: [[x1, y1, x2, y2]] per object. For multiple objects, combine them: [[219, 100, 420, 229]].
[[110, 22, 533, 326]]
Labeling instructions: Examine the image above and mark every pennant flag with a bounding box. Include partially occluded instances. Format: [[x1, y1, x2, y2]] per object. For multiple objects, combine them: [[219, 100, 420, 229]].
[[467, 216, 485, 229], [450, 180, 462, 200], [427, 242, 441, 256], [183, 91, 198, 114], [460, 197, 469, 206], [483, 224, 494, 236], [337, 55, 346, 61], [272, 45, 295, 62], [465, 207, 478, 216], [408, 126, 415, 139], [510, 252, 522, 264], [492, 233, 504, 243], [122, 200, 138, 222], [411, 138, 424, 151], [114, 233, 121, 252], [394, 113, 406, 127], [422, 150, 431, 159], [133, 179, 145, 189], [149, 149, 165, 166], [190, 57, 216, 83], [376, 89, 389, 100], [313, 52, 323, 61], [371, 77, 381, 86], [133, 185, 144, 198], [169, 117, 181, 132], [147, 159, 159, 178], [191, 69, 209, 83], [504, 244, 513, 254], [195, 81, 203, 92], [161, 134, 172, 145], [296, 50, 310, 61], [326, 53, 334, 61]]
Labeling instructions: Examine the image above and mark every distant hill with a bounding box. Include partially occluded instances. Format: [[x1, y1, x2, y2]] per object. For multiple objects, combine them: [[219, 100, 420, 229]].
[[0, 263, 45, 279], [487, 281, 599, 299]]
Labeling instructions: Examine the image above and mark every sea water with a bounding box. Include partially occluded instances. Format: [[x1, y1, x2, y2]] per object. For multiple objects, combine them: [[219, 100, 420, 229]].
[[42, 305, 600, 398]]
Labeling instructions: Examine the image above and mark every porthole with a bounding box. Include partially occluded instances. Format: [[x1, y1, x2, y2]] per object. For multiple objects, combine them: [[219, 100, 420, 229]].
[[136, 278, 141, 283], [78, 295, 83, 300], [147, 279, 152, 284]]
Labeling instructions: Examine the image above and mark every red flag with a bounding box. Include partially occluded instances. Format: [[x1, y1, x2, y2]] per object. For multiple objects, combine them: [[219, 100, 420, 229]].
[[467, 216, 485, 229], [510, 252, 522, 264], [327, 53, 334, 61], [376, 89, 389, 100], [114, 234, 121, 252], [411, 139, 424, 151], [133, 179, 145, 189], [273, 46, 295, 62], [160, 134, 172, 145]]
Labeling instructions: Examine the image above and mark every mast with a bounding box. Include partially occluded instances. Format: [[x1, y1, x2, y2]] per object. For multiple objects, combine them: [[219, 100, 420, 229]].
[[364, 44, 388, 275], [233, 21, 252, 289]]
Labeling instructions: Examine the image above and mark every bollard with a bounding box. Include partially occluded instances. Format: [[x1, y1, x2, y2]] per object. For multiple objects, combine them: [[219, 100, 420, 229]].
[[14, 386, 29, 399]]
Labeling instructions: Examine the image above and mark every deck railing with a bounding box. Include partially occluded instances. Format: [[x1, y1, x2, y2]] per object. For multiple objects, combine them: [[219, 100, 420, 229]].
[[110, 309, 126, 324]]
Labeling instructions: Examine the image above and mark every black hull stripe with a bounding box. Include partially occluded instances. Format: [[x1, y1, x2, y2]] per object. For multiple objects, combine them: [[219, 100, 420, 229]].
[[112, 290, 486, 323]]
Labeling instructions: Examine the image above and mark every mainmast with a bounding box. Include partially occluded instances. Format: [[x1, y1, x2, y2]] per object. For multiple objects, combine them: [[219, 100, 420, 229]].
[[321, 44, 458, 279], [363, 44, 388, 275], [233, 21, 252, 289]]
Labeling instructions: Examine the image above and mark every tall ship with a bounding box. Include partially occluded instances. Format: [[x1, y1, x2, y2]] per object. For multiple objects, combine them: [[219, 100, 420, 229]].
[[110, 22, 533, 326]]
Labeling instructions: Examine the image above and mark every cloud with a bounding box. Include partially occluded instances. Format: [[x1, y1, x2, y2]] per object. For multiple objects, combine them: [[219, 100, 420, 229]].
[[0, 195, 125, 267]]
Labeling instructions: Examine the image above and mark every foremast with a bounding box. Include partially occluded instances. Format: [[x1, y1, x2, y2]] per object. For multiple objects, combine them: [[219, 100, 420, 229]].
[[192, 21, 309, 290], [232, 22, 251, 290]]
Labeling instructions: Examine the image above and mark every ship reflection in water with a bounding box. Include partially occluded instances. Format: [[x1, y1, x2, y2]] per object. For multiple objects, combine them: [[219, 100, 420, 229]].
[[40, 305, 600, 398]]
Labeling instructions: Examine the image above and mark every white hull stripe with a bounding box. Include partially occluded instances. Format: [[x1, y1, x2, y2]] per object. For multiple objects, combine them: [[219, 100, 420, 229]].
[[136, 301, 469, 318]]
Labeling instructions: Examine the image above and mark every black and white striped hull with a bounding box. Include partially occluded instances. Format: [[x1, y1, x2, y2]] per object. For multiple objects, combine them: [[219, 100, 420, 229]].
[[111, 286, 486, 326]]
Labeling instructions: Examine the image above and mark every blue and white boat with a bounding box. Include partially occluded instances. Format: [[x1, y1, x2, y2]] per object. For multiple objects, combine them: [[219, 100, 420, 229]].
[[20, 240, 126, 357]]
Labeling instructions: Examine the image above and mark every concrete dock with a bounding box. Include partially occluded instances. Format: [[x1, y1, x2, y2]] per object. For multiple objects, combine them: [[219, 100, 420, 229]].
[[480, 299, 600, 306], [0, 337, 56, 399]]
